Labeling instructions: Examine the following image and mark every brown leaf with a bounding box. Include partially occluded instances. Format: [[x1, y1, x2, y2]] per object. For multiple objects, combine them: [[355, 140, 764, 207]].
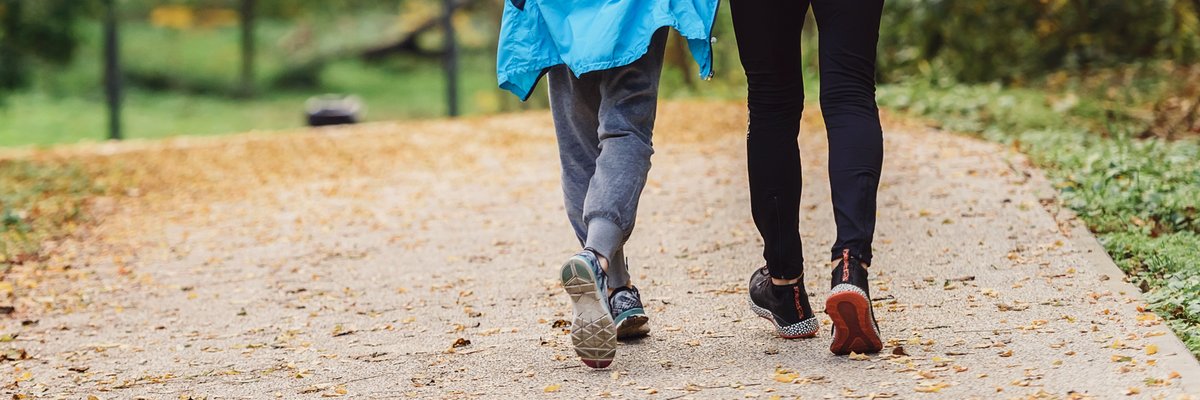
[[0, 347, 28, 361], [331, 324, 356, 337]]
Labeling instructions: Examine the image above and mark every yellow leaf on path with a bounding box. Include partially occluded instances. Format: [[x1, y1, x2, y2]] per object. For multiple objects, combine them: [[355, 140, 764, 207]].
[[849, 351, 870, 361], [773, 368, 800, 383], [914, 381, 950, 393], [544, 384, 560, 393], [1145, 344, 1158, 355]]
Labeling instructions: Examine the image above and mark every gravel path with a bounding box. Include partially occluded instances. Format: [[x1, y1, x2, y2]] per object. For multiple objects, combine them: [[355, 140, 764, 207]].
[[3, 102, 1197, 399]]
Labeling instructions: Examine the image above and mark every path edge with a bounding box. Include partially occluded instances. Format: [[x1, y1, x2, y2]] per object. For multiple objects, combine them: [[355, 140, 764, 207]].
[[999, 144, 1200, 394]]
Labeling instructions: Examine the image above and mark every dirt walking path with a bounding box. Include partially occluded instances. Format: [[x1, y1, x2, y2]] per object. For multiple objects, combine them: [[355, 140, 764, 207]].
[[2, 102, 1197, 399]]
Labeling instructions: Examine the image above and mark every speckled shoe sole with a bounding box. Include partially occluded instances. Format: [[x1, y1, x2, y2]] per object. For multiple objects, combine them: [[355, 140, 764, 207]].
[[561, 257, 616, 368], [826, 283, 882, 355], [749, 300, 819, 339]]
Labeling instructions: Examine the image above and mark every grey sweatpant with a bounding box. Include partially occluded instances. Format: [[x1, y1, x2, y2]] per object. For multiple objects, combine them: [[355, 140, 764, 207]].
[[548, 29, 667, 289]]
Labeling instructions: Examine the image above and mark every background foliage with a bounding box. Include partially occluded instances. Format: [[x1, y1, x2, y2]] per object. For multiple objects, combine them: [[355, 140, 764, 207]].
[[877, 0, 1200, 83], [0, 0, 82, 92]]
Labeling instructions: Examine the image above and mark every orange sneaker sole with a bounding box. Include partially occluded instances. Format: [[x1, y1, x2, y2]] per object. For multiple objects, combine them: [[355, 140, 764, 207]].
[[826, 290, 882, 355]]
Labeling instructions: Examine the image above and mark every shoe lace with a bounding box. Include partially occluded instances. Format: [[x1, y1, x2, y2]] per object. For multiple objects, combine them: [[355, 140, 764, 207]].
[[841, 249, 851, 282]]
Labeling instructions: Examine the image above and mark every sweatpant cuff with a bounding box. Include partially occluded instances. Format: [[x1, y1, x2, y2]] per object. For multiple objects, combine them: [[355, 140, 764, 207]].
[[584, 218, 624, 265]]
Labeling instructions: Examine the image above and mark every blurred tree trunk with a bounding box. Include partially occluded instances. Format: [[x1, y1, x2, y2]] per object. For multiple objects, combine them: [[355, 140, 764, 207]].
[[103, 0, 122, 140], [362, 0, 472, 61], [665, 31, 695, 90], [239, 0, 256, 98], [443, 0, 459, 117]]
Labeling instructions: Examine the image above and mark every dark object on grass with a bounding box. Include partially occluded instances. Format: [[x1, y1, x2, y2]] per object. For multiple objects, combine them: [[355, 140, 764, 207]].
[[305, 95, 362, 127]]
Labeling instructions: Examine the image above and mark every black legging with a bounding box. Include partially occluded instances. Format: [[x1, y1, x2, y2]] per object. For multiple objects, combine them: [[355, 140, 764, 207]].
[[731, 0, 885, 280]]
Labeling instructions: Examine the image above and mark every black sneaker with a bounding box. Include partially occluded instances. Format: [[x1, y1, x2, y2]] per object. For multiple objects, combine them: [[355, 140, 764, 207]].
[[826, 249, 882, 355], [748, 266, 819, 339], [609, 286, 650, 339]]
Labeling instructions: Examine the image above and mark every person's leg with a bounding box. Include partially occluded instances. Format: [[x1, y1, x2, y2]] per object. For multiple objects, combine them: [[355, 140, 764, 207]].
[[811, 0, 885, 355], [548, 64, 633, 293], [732, 0, 820, 340], [548, 66, 601, 250], [549, 64, 620, 369], [581, 28, 668, 288], [730, 0, 809, 283], [812, 0, 885, 266]]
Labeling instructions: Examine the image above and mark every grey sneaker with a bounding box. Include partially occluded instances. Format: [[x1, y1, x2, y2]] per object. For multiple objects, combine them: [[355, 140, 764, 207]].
[[560, 249, 616, 368], [610, 286, 649, 339]]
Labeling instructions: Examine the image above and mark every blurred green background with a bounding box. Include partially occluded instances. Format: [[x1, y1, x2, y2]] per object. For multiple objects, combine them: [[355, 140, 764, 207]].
[[1, 0, 1199, 356], [2, 1, 1198, 145]]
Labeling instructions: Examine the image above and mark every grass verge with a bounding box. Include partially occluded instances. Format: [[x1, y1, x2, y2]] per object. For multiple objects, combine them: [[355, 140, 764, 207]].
[[877, 78, 1200, 357], [0, 159, 107, 274]]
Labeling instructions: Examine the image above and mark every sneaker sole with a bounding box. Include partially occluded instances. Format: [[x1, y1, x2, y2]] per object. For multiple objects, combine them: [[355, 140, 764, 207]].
[[826, 284, 882, 355], [561, 258, 616, 368], [615, 312, 650, 339], [748, 301, 818, 339]]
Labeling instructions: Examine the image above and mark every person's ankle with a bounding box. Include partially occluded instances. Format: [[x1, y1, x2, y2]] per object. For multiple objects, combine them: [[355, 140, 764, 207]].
[[771, 277, 800, 286]]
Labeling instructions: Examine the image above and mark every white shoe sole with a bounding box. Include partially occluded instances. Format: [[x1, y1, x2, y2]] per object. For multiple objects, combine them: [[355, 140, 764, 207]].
[[561, 257, 616, 368]]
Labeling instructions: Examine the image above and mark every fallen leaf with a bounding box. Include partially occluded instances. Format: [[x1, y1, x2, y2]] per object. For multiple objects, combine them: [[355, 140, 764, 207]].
[[331, 324, 356, 337], [544, 384, 560, 393], [451, 337, 471, 349], [1, 348, 29, 361], [773, 368, 800, 383], [914, 381, 950, 393]]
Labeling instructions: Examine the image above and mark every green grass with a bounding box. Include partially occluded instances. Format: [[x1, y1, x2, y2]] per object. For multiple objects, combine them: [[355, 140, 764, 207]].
[[0, 160, 105, 270], [878, 78, 1200, 356], [1, 18, 515, 147], [0, 56, 505, 147]]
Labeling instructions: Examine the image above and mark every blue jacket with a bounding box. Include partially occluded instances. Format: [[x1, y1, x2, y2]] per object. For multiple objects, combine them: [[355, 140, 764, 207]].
[[496, 0, 718, 100]]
